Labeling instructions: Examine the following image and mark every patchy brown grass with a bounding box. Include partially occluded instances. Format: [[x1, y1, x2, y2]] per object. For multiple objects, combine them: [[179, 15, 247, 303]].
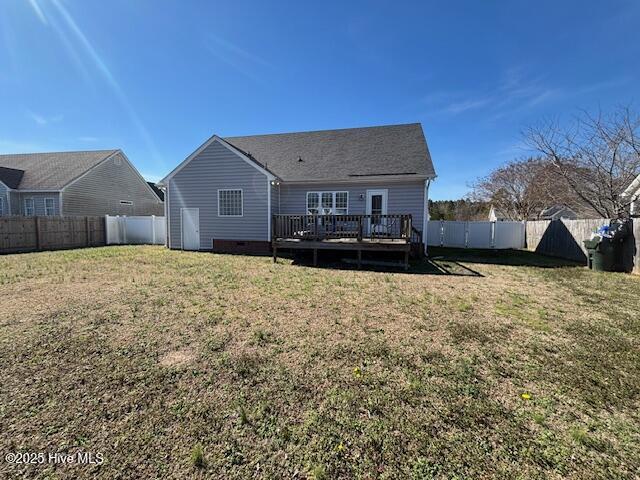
[[0, 246, 639, 479]]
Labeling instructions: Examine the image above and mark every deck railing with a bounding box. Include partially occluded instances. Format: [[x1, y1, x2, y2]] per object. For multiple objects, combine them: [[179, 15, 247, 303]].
[[272, 214, 413, 242]]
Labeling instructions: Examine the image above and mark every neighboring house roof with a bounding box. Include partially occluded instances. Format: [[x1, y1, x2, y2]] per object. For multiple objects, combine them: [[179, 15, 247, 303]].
[[540, 205, 578, 220], [0, 150, 118, 190], [147, 182, 165, 201], [221, 123, 435, 182], [0, 166, 25, 189]]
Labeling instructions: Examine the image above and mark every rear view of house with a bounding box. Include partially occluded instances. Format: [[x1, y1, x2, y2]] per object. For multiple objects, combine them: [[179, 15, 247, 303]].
[[0, 150, 163, 217], [159, 123, 436, 262]]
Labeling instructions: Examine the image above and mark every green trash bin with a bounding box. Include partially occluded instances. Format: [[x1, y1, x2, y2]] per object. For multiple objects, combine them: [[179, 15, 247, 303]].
[[583, 237, 616, 271], [583, 238, 599, 270]]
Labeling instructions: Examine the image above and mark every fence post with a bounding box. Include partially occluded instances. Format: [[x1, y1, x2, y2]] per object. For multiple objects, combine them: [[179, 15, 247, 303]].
[[34, 217, 41, 251], [151, 215, 156, 245], [491, 221, 496, 249], [85, 216, 90, 247], [465, 221, 469, 248]]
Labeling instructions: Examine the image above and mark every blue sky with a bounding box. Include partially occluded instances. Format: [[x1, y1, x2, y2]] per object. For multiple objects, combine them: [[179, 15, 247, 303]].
[[1, 0, 639, 199]]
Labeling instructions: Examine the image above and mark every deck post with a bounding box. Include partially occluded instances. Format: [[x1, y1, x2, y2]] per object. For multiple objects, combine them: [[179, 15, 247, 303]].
[[313, 248, 318, 266], [273, 245, 277, 263], [404, 250, 409, 271], [357, 249, 362, 268]]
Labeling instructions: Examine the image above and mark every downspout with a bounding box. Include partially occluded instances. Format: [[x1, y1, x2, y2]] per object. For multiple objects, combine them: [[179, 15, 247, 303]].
[[6, 188, 11, 215], [423, 179, 431, 256], [165, 183, 170, 248], [267, 179, 272, 242]]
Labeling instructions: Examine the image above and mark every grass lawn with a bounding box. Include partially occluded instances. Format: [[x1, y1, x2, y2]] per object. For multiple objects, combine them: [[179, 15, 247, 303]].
[[1, 246, 639, 479]]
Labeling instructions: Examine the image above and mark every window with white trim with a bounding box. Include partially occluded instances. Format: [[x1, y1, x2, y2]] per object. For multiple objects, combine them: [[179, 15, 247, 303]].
[[44, 198, 55, 216], [0, 197, 4, 216], [306, 191, 348, 215], [24, 198, 34, 216], [218, 189, 243, 216]]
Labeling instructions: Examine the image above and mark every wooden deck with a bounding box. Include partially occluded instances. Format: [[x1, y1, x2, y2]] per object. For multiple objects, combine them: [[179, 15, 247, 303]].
[[272, 214, 421, 269]]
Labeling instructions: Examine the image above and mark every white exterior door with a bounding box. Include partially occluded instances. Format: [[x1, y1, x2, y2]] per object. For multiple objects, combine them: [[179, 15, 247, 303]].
[[181, 208, 200, 250], [366, 189, 388, 235]]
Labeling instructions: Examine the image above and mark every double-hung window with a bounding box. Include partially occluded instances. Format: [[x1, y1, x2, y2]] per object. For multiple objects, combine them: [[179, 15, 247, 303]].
[[44, 198, 55, 216], [24, 198, 34, 216], [218, 189, 243, 217], [306, 191, 348, 215]]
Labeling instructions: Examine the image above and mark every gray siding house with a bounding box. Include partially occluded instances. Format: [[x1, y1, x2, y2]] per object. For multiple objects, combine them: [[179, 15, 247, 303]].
[[159, 123, 436, 255], [0, 150, 163, 217]]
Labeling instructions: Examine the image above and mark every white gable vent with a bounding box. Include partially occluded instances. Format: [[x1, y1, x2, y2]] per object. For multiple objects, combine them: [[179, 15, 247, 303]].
[[114, 157, 122, 166]]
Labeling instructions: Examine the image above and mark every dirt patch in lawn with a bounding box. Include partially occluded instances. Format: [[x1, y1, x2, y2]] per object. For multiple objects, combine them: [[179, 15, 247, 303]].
[[159, 348, 196, 368]]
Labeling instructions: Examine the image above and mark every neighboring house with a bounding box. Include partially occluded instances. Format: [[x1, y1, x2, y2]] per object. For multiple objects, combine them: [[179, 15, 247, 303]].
[[159, 123, 436, 255], [621, 174, 640, 217], [0, 150, 163, 217], [488, 204, 578, 222], [539, 205, 578, 221], [488, 205, 509, 221]]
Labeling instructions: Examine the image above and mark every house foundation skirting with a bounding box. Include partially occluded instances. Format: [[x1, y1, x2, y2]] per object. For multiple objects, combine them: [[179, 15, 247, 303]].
[[212, 239, 271, 255]]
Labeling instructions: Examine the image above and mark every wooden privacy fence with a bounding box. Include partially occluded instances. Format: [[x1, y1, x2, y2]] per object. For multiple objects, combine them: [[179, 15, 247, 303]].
[[526, 218, 639, 273], [525, 218, 609, 263], [0, 216, 106, 254]]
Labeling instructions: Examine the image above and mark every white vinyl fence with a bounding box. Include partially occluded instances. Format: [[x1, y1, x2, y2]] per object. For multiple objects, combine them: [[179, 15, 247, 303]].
[[106, 215, 166, 245], [427, 220, 525, 249]]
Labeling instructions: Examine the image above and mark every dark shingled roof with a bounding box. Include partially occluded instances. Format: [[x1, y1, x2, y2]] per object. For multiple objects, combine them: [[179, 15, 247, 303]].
[[224, 123, 435, 182], [0, 166, 25, 189], [0, 150, 117, 190], [147, 182, 165, 201]]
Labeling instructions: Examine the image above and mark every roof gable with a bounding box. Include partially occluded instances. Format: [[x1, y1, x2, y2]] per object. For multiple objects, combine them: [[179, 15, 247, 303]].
[[0, 166, 25, 189], [159, 136, 276, 185], [0, 150, 118, 190], [224, 123, 435, 182], [622, 174, 640, 200]]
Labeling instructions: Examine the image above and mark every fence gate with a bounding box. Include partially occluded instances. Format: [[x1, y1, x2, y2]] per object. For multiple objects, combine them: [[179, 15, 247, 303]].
[[426, 220, 525, 250]]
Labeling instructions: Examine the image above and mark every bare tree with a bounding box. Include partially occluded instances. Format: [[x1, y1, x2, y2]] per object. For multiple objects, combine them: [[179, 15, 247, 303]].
[[472, 157, 550, 220], [524, 107, 640, 218]]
